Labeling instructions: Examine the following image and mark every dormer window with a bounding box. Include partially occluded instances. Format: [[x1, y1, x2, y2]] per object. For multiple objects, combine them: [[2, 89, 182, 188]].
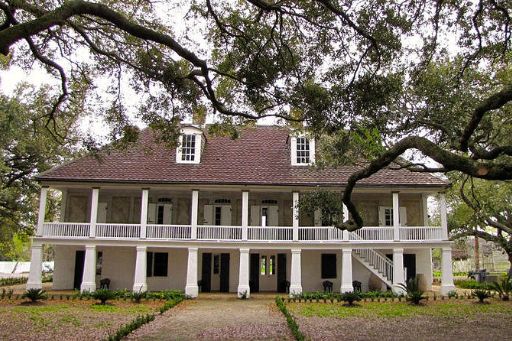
[[181, 134, 196, 161], [176, 126, 203, 164], [291, 135, 315, 166]]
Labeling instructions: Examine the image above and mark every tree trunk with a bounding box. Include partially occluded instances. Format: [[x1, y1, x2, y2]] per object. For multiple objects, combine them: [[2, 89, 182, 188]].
[[474, 237, 480, 271], [508, 253, 512, 278]]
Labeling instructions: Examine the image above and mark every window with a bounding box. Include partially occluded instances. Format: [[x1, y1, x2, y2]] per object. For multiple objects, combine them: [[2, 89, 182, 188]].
[[296, 137, 310, 164], [215, 206, 222, 226], [96, 251, 103, 276], [146, 252, 168, 277], [260, 255, 267, 275], [384, 208, 393, 226], [261, 207, 268, 227], [321, 254, 337, 279], [269, 255, 276, 275], [181, 134, 196, 161], [378, 207, 407, 226]]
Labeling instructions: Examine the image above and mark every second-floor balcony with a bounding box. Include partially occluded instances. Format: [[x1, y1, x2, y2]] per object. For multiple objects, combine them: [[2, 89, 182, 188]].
[[40, 222, 444, 243]]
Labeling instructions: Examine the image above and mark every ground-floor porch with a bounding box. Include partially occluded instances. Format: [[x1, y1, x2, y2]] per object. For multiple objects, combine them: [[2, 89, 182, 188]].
[[27, 241, 457, 297]]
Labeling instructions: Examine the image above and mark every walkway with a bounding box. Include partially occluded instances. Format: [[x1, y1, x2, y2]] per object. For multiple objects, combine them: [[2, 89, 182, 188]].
[[127, 293, 293, 340]]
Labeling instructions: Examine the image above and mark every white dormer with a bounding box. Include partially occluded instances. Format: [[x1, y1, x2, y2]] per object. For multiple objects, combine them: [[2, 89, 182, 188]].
[[176, 126, 204, 164], [290, 134, 315, 166]]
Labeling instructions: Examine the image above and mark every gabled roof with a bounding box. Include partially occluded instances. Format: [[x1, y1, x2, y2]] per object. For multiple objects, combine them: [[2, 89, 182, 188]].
[[37, 126, 449, 188]]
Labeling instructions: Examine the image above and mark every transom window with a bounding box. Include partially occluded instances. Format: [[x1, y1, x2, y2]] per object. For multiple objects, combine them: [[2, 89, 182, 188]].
[[181, 134, 196, 161], [296, 137, 310, 164]]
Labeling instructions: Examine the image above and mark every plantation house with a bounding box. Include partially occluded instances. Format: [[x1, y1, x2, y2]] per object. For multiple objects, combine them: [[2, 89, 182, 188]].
[[26, 125, 456, 297]]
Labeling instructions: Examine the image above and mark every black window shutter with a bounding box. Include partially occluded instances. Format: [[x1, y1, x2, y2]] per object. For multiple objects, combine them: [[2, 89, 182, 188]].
[[154, 252, 168, 276], [146, 252, 153, 277], [321, 254, 337, 279]]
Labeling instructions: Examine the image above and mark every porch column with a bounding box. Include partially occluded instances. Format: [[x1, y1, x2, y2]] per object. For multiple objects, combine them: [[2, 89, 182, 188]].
[[237, 248, 250, 298], [342, 202, 349, 241], [292, 192, 299, 241], [140, 188, 149, 239], [340, 249, 353, 292], [439, 192, 448, 240], [392, 248, 405, 294], [191, 190, 199, 240], [421, 193, 429, 226], [133, 246, 148, 292], [185, 247, 199, 298], [60, 189, 67, 222], [80, 245, 97, 292], [289, 248, 302, 295], [89, 188, 99, 238], [392, 191, 400, 241], [441, 246, 456, 295], [36, 186, 49, 236], [242, 191, 249, 241], [26, 243, 43, 290]]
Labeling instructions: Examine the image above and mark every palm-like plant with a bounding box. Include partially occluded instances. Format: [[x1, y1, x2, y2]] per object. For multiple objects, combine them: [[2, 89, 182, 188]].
[[398, 276, 426, 305], [341, 291, 361, 306], [22, 289, 47, 303], [491, 276, 512, 301], [472, 289, 491, 303]]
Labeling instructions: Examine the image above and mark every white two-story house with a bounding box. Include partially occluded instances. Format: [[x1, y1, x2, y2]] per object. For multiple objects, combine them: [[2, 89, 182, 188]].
[[26, 125, 456, 297]]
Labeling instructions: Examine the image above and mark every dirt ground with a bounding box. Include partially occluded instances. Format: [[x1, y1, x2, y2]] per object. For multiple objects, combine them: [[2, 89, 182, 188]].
[[127, 294, 293, 341]]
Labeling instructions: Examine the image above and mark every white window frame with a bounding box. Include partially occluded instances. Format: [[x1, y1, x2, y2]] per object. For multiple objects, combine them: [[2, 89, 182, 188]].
[[176, 129, 202, 164], [378, 206, 407, 226], [291, 135, 315, 166]]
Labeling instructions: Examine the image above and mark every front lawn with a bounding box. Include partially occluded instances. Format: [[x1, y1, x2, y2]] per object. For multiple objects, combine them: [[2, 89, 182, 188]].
[[288, 299, 512, 340], [0, 298, 163, 340]]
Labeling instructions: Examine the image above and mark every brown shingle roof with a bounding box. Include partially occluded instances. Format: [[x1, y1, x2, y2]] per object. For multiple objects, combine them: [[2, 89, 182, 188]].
[[37, 126, 448, 188]]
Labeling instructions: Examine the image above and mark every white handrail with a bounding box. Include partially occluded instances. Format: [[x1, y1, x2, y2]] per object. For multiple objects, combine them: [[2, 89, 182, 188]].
[[197, 225, 242, 240], [146, 224, 191, 239], [399, 226, 443, 240], [96, 224, 140, 239], [42, 222, 90, 238], [248, 226, 293, 241], [351, 232, 393, 283]]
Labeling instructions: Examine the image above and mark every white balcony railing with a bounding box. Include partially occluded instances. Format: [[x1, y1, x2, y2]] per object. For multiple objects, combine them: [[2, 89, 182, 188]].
[[147, 224, 191, 239], [40, 222, 444, 242], [96, 224, 140, 239], [248, 226, 293, 241]]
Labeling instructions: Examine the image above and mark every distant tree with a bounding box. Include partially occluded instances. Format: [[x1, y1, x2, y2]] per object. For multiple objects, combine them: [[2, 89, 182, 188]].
[[0, 1, 511, 231], [449, 176, 512, 276], [0, 85, 80, 259]]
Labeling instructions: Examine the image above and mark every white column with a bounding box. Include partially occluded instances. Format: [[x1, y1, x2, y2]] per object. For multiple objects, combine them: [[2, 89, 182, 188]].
[[185, 247, 199, 297], [340, 249, 353, 292], [26, 243, 43, 290], [60, 189, 68, 222], [421, 193, 429, 226], [133, 246, 148, 292], [237, 248, 250, 298], [392, 248, 405, 294], [191, 190, 199, 240], [342, 202, 349, 241], [292, 192, 299, 241], [289, 248, 302, 295], [441, 246, 456, 295], [242, 191, 249, 241], [36, 187, 49, 236], [140, 188, 149, 239], [392, 192, 400, 241], [89, 188, 99, 238], [439, 192, 448, 240], [80, 245, 97, 292]]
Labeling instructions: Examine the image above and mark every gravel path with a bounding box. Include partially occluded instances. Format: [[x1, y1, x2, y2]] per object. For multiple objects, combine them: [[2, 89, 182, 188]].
[[127, 294, 293, 341]]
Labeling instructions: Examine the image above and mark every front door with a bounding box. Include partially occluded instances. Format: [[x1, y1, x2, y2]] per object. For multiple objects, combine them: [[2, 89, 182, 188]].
[[201, 253, 212, 292], [250, 253, 260, 292], [404, 254, 416, 282], [277, 253, 287, 293], [73, 250, 85, 290], [220, 253, 230, 292]]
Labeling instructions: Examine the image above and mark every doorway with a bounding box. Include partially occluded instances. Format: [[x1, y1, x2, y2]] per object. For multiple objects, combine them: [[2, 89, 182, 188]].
[[73, 250, 85, 290]]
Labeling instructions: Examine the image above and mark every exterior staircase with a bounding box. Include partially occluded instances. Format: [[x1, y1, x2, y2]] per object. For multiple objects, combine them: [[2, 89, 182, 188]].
[[350, 233, 393, 287]]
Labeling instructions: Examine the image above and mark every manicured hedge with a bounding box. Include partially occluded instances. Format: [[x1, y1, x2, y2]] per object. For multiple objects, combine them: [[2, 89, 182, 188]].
[[276, 296, 305, 341]]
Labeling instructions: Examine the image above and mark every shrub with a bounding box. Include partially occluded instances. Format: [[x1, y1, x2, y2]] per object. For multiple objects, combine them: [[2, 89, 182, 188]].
[[398, 276, 426, 305], [22, 289, 47, 303], [447, 290, 458, 298], [239, 290, 248, 299], [275, 296, 305, 341], [159, 297, 184, 314], [0, 277, 28, 287], [454, 279, 493, 290], [472, 289, 491, 303], [107, 314, 155, 341], [491, 276, 512, 301], [131, 288, 147, 304], [91, 289, 116, 305], [146, 290, 185, 301], [340, 292, 361, 306]]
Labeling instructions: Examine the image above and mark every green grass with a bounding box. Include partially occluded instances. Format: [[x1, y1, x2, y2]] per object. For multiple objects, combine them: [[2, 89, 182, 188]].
[[289, 300, 512, 319]]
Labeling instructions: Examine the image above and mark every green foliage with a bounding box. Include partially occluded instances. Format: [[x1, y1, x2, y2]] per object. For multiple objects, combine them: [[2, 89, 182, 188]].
[[398, 277, 426, 305], [447, 290, 458, 299], [238, 290, 248, 300], [297, 190, 345, 227], [0, 277, 28, 287], [158, 297, 183, 315], [291, 290, 397, 301], [22, 289, 47, 303], [91, 289, 116, 305], [340, 292, 361, 306], [131, 290, 146, 304], [275, 296, 305, 341], [106, 314, 155, 341], [454, 280, 493, 290], [472, 289, 491, 304], [491, 276, 512, 301]]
